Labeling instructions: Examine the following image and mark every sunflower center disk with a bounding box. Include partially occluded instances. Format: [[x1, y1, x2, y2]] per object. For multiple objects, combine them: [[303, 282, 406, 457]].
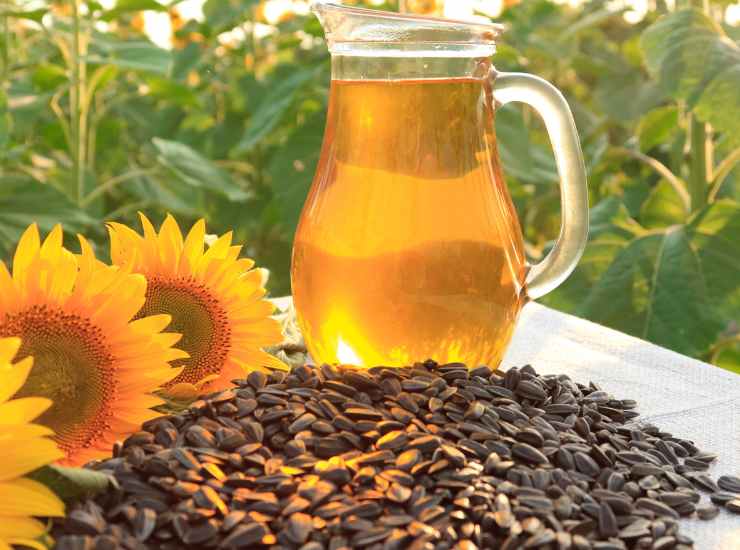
[[140, 277, 230, 386], [0, 305, 115, 454]]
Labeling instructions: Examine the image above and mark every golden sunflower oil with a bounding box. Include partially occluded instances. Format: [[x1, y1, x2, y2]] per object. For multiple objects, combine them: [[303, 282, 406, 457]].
[[292, 77, 527, 368]]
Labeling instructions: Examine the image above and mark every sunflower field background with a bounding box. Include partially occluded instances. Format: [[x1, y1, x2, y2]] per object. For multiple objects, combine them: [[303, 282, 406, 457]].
[[2, 0, 740, 374]]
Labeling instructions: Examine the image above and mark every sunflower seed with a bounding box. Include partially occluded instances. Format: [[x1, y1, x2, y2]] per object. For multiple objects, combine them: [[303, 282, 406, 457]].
[[132, 508, 156, 541], [574, 451, 600, 477], [182, 520, 219, 545], [726, 499, 740, 514], [635, 498, 679, 519], [697, 504, 720, 520], [717, 475, 740, 493], [56, 536, 94, 550], [710, 491, 737, 505], [284, 512, 312, 544], [512, 443, 548, 465], [221, 523, 267, 547], [52, 362, 728, 549], [65, 510, 105, 536], [288, 413, 317, 434]]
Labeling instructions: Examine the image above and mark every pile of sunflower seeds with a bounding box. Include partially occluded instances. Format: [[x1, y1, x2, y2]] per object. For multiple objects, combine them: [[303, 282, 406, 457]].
[[53, 362, 739, 550]]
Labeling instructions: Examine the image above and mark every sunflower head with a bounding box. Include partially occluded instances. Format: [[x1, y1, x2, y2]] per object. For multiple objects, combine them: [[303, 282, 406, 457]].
[[0, 224, 186, 465], [0, 336, 65, 549], [107, 214, 286, 394]]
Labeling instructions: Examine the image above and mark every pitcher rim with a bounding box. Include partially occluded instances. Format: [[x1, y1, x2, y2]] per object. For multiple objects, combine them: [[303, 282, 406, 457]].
[[312, 1, 505, 44]]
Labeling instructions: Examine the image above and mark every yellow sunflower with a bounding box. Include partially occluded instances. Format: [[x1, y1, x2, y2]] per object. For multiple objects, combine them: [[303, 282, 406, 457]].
[[0, 224, 186, 466], [107, 214, 286, 394], [0, 337, 65, 550]]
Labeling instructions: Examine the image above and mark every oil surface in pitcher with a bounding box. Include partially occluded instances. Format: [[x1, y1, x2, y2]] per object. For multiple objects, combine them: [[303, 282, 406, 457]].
[[292, 77, 527, 367]]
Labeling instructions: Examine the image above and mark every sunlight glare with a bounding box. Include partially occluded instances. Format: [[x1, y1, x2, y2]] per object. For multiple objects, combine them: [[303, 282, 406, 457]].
[[443, 0, 501, 22], [263, 0, 310, 25], [336, 338, 363, 366], [178, 0, 206, 22], [727, 3, 740, 26], [143, 11, 173, 49]]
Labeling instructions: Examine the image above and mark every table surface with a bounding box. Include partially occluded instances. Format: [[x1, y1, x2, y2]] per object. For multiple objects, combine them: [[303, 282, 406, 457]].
[[505, 302, 740, 550], [272, 298, 740, 549]]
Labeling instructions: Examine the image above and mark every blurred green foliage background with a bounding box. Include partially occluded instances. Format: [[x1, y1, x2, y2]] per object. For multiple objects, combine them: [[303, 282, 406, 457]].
[[1, 0, 739, 371]]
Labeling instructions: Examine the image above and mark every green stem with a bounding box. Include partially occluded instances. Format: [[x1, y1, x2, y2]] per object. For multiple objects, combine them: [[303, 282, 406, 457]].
[[50, 85, 73, 150], [707, 333, 740, 365], [613, 147, 690, 213], [106, 200, 152, 221], [1, 9, 8, 85], [708, 147, 740, 203], [70, 0, 83, 205], [69, 0, 90, 207], [688, 116, 708, 213], [82, 168, 158, 207]]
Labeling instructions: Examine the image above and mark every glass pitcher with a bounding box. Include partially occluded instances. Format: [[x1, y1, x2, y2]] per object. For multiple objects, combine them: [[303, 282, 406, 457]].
[[291, 2, 589, 368]]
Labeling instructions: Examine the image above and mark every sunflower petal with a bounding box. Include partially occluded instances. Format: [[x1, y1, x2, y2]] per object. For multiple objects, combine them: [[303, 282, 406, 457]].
[[159, 214, 185, 273], [12, 224, 40, 281], [0, 263, 15, 312], [46, 248, 77, 304], [0, 338, 21, 366], [39, 224, 63, 261], [106, 222, 143, 268], [182, 219, 206, 272], [138, 212, 162, 268], [0, 438, 64, 482], [128, 314, 173, 335], [0, 516, 47, 541], [6, 537, 49, 550], [0, 423, 55, 441], [200, 232, 233, 267], [0, 398, 52, 425], [0, 478, 65, 517], [0, 355, 33, 404]]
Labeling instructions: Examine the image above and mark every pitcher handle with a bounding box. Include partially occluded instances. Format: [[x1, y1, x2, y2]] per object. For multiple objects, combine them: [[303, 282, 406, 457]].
[[491, 70, 589, 300]]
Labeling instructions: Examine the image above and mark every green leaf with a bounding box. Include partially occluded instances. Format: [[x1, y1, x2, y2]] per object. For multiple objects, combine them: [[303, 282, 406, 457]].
[[688, 199, 740, 321], [0, 176, 97, 256], [0, 8, 48, 23], [641, 8, 740, 142], [29, 465, 115, 502], [559, 6, 626, 41], [153, 138, 250, 201], [542, 197, 640, 312], [236, 67, 320, 153], [715, 343, 740, 374], [100, 0, 167, 21], [145, 77, 200, 108], [268, 111, 326, 232], [640, 180, 687, 229], [573, 200, 740, 358], [638, 106, 679, 152], [0, 91, 9, 151], [495, 105, 558, 185], [203, 0, 260, 32], [693, 65, 740, 144], [579, 225, 722, 357], [124, 176, 202, 218], [593, 72, 665, 123], [172, 42, 201, 81], [32, 63, 69, 92], [88, 39, 172, 75]]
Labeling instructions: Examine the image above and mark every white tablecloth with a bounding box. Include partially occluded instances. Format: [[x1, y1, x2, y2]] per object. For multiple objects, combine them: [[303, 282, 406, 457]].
[[272, 298, 740, 549], [505, 302, 740, 550]]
